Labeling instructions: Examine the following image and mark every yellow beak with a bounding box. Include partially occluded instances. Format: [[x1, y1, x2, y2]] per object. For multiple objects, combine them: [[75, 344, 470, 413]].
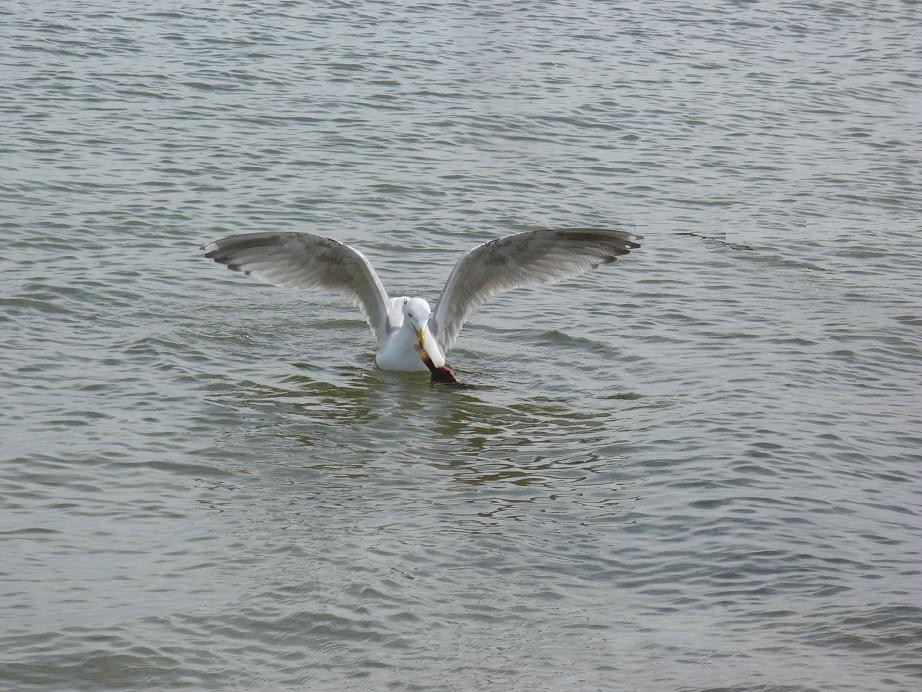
[[416, 327, 435, 369]]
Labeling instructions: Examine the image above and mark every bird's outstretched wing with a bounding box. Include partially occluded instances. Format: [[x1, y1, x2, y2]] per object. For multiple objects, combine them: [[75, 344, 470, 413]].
[[432, 228, 642, 352], [202, 232, 392, 344]]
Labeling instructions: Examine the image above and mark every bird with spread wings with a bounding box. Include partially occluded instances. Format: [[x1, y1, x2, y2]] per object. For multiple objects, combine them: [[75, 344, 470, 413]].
[[203, 228, 642, 377]]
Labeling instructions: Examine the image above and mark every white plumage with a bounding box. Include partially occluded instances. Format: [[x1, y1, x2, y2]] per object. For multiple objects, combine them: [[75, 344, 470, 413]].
[[202, 229, 642, 373]]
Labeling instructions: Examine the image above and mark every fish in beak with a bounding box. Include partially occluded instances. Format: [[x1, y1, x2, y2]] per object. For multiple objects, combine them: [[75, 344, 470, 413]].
[[416, 326, 460, 384]]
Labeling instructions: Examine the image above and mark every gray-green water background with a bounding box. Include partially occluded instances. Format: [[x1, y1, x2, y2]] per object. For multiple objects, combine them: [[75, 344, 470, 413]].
[[3, 1, 921, 689]]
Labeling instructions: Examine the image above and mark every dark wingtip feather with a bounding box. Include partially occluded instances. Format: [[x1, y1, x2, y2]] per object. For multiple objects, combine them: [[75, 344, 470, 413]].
[[203, 243, 223, 260]]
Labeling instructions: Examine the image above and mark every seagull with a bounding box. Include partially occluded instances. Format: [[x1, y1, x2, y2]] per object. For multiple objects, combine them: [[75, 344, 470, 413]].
[[202, 228, 642, 378]]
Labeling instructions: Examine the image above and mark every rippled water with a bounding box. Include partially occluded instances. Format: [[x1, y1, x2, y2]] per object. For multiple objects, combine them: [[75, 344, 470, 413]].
[[3, 1, 922, 689]]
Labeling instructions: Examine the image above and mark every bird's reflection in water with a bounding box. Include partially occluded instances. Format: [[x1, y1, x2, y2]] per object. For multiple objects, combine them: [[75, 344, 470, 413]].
[[221, 360, 633, 505]]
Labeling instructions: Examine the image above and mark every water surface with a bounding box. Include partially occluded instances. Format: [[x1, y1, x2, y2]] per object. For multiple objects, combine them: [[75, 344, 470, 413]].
[[2, 1, 921, 689]]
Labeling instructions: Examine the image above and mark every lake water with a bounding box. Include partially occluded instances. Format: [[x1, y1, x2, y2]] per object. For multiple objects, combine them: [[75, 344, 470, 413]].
[[3, 1, 921, 689]]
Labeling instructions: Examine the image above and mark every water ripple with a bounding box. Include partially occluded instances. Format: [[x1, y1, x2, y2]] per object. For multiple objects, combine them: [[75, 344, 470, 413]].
[[2, 0, 921, 690]]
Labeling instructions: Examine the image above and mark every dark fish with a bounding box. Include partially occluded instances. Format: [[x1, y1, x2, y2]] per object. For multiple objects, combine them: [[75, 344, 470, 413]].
[[429, 364, 461, 384], [416, 334, 462, 384]]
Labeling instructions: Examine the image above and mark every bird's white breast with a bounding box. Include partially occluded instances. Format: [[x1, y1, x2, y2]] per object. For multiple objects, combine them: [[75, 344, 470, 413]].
[[376, 327, 430, 371]]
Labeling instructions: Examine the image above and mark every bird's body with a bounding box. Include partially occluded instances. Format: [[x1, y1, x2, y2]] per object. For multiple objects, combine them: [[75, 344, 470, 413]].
[[202, 228, 642, 376], [376, 297, 445, 371]]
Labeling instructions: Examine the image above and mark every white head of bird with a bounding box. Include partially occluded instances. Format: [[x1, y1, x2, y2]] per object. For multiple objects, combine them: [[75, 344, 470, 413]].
[[402, 297, 432, 330], [397, 296, 446, 371]]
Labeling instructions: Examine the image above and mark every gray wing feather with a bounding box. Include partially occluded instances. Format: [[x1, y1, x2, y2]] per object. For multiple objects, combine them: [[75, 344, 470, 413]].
[[202, 232, 392, 344], [432, 228, 642, 352]]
